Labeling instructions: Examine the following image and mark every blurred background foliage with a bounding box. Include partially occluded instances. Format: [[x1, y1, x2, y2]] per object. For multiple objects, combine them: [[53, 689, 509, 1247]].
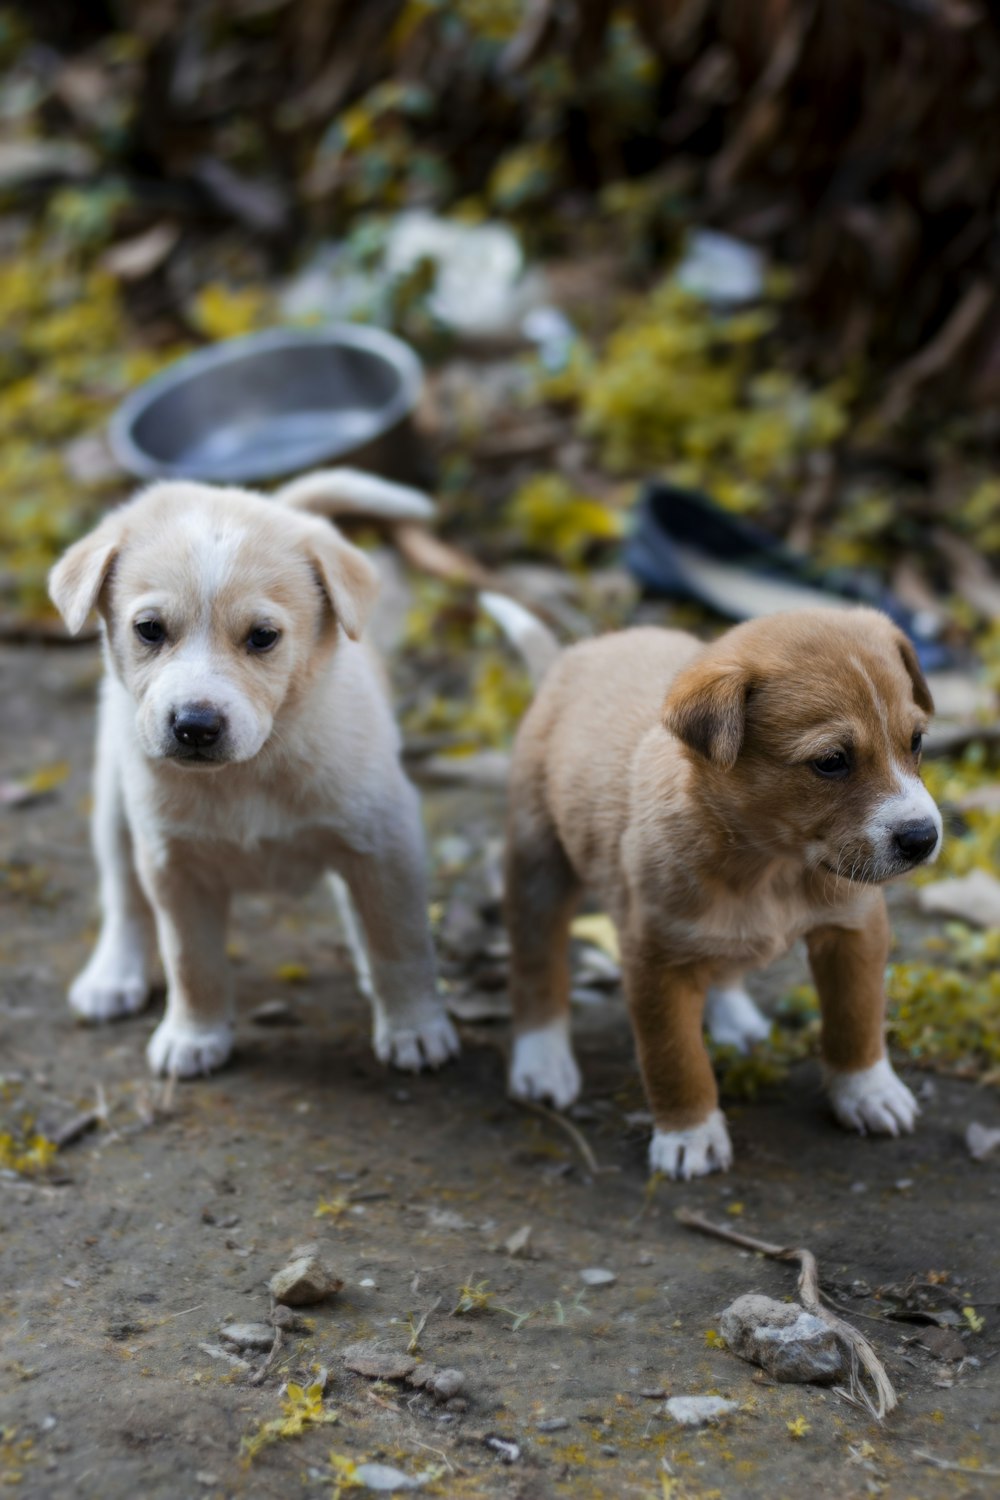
[[5, 0, 1000, 628]]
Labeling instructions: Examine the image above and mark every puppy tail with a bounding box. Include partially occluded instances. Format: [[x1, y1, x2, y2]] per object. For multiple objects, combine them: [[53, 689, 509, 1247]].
[[481, 591, 560, 687], [275, 467, 435, 523]]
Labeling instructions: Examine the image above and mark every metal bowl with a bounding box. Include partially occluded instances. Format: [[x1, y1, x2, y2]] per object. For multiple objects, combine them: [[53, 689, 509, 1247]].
[[109, 324, 426, 485]]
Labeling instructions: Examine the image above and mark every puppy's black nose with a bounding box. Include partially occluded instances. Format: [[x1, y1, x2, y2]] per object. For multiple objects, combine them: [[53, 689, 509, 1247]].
[[894, 819, 938, 863], [172, 706, 224, 749]]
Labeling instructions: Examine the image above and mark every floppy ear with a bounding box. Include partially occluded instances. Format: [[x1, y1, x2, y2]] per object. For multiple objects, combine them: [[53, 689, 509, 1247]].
[[307, 528, 379, 641], [664, 657, 749, 771], [896, 632, 934, 713], [49, 510, 124, 635]]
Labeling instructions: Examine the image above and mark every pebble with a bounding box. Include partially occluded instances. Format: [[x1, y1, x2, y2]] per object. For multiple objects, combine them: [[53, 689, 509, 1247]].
[[580, 1267, 616, 1287], [719, 1294, 845, 1384], [424, 1367, 464, 1402], [664, 1395, 739, 1427], [353, 1462, 427, 1492], [536, 1417, 570, 1432], [484, 1435, 520, 1463], [343, 1342, 417, 1381], [269, 1242, 343, 1306], [220, 1322, 274, 1351]]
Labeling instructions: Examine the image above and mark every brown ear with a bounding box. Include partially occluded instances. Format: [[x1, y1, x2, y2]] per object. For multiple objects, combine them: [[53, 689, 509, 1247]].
[[896, 633, 934, 713], [308, 528, 379, 641], [48, 509, 124, 635], [664, 658, 748, 770]]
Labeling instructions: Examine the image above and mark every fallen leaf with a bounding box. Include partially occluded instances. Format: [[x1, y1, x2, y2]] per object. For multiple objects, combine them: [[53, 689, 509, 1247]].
[[571, 913, 620, 962]]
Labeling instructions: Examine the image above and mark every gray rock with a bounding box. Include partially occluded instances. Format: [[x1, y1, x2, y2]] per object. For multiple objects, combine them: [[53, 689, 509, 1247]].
[[343, 1342, 417, 1381], [220, 1322, 274, 1351], [268, 1242, 343, 1306], [424, 1367, 464, 1402], [664, 1395, 738, 1427], [579, 1267, 616, 1287], [719, 1293, 845, 1384]]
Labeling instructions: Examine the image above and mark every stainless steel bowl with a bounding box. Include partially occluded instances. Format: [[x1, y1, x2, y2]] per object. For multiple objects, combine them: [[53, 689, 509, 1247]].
[[109, 325, 426, 485]]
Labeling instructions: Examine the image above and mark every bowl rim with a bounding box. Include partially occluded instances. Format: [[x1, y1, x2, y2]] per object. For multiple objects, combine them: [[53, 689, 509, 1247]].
[[108, 323, 424, 483]]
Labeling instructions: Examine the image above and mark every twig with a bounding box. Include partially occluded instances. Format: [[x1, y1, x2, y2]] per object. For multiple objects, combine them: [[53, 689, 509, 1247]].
[[52, 1086, 108, 1149], [407, 1295, 443, 1355], [676, 1208, 897, 1421], [247, 1326, 284, 1387], [913, 1450, 1000, 1479], [198, 1341, 252, 1373], [159, 1303, 206, 1323], [512, 1096, 619, 1176]]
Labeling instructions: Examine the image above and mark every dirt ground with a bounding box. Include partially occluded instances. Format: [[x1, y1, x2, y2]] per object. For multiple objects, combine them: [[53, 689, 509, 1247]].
[[2, 639, 1000, 1500]]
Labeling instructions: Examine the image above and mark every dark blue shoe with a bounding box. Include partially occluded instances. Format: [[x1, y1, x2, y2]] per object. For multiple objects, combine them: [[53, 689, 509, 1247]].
[[624, 481, 954, 672]]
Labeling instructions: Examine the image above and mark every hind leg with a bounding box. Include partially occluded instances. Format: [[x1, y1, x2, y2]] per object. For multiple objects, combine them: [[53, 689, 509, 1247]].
[[705, 977, 770, 1052], [506, 797, 583, 1109]]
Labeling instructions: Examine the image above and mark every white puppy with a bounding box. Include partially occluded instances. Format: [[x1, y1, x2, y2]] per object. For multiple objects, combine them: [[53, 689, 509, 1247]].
[[49, 469, 459, 1079]]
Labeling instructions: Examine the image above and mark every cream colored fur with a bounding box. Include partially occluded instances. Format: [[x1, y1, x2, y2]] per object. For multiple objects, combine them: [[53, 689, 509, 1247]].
[[49, 470, 458, 1078]]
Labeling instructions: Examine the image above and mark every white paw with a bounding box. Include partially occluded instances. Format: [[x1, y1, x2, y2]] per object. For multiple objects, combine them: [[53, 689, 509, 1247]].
[[705, 986, 771, 1052], [649, 1109, 733, 1180], [69, 944, 150, 1021], [824, 1057, 919, 1137], [509, 1019, 581, 1110], [375, 1013, 460, 1072], [147, 1016, 234, 1078]]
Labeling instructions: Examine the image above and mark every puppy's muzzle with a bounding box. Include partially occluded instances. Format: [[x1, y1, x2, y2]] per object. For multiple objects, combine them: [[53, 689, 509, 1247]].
[[169, 703, 227, 761], [893, 818, 939, 866]]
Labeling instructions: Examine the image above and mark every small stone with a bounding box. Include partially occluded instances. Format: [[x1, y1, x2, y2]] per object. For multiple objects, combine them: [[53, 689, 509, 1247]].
[[425, 1368, 464, 1402], [343, 1341, 417, 1381], [270, 1304, 308, 1331], [503, 1224, 533, 1258], [600, 1444, 618, 1457], [269, 1242, 343, 1306], [918, 1326, 967, 1362], [484, 1435, 520, 1463], [580, 1268, 616, 1287], [664, 1395, 738, 1427], [966, 1121, 1000, 1161], [353, 1462, 427, 1491], [220, 1322, 274, 1351], [719, 1294, 845, 1384], [536, 1417, 569, 1432]]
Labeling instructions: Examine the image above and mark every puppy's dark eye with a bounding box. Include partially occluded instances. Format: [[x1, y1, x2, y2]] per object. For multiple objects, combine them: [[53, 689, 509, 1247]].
[[134, 618, 165, 645], [911, 730, 923, 756], [247, 625, 279, 653], [811, 751, 850, 779]]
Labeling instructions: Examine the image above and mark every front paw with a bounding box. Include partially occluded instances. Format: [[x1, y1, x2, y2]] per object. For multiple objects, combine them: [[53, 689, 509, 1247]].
[[147, 1016, 234, 1078], [69, 952, 150, 1022], [824, 1057, 919, 1136], [649, 1109, 733, 1180], [509, 1020, 581, 1110], [374, 1013, 460, 1072]]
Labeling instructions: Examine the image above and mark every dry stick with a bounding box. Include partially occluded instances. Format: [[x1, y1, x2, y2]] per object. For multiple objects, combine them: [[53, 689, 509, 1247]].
[[512, 1095, 619, 1177], [248, 1326, 284, 1387], [407, 1294, 443, 1355], [676, 1207, 897, 1421], [913, 1450, 1000, 1479]]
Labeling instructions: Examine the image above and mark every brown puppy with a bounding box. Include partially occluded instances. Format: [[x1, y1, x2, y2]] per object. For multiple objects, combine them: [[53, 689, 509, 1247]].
[[486, 601, 941, 1179]]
